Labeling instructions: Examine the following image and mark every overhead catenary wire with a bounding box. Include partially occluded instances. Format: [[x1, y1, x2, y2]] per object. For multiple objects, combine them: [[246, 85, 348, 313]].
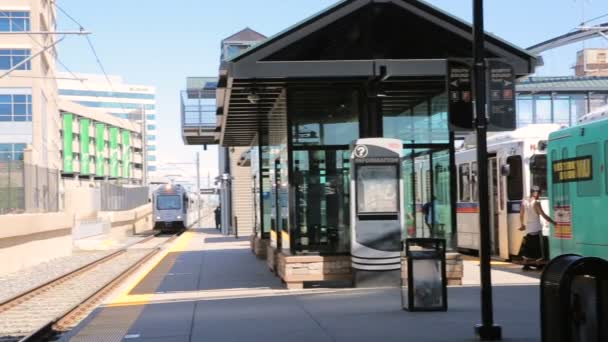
[[50, 0, 133, 117]]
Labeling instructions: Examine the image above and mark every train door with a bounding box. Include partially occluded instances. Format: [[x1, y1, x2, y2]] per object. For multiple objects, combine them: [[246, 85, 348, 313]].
[[488, 155, 508, 259]]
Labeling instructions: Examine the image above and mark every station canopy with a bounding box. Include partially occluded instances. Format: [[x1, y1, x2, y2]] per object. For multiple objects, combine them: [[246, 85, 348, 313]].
[[217, 0, 537, 146]]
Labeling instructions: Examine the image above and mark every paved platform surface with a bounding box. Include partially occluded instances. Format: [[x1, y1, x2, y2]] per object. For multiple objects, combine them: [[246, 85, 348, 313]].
[[61, 229, 543, 342]]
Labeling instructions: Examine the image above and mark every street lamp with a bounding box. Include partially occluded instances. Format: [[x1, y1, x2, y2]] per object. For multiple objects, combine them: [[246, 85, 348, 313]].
[[472, 0, 501, 340]]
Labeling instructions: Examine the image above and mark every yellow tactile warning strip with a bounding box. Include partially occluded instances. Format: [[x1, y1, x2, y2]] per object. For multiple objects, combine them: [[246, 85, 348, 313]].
[[107, 231, 196, 307], [66, 234, 195, 341]]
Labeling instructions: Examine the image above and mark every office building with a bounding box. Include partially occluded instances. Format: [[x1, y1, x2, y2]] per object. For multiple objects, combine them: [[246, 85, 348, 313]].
[[575, 48, 608, 77], [59, 100, 144, 184], [0, 1, 61, 170], [57, 73, 157, 177]]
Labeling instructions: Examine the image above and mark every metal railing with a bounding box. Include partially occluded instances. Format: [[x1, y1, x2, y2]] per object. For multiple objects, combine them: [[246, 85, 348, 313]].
[[100, 183, 149, 211], [180, 90, 217, 128], [0, 161, 59, 215]]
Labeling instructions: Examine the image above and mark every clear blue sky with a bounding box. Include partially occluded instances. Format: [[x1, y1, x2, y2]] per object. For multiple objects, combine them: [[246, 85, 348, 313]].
[[57, 0, 608, 176]]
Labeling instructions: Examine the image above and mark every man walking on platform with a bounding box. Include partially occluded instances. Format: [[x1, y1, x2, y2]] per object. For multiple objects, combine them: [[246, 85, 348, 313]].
[[214, 206, 221, 230]]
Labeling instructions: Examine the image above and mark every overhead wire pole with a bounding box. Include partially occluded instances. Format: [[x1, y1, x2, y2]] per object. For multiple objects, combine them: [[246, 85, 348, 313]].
[[472, 0, 501, 340], [197, 152, 201, 228]]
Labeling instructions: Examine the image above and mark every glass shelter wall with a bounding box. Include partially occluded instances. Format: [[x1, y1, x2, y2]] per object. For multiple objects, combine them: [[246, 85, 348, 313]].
[[254, 84, 457, 255], [383, 91, 455, 247], [516, 92, 608, 127], [383, 93, 450, 144], [289, 87, 359, 254]]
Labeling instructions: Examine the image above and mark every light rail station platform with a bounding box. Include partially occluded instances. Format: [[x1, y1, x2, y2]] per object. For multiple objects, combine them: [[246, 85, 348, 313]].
[[60, 228, 541, 342]]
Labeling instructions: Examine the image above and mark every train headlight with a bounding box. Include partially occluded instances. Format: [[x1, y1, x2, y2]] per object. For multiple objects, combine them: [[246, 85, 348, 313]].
[[156, 216, 161, 220], [177, 215, 182, 220]]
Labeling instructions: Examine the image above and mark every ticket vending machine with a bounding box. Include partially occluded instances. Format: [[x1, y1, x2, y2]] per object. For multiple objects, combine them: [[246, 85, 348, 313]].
[[350, 138, 404, 287]]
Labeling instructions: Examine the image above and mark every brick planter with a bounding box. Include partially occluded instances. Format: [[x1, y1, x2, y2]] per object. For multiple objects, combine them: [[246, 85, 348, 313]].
[[266, 244, 277, 272], [277, 253, 353, 289], [250, 235, 268, 259], [401, 252, 463, 286]]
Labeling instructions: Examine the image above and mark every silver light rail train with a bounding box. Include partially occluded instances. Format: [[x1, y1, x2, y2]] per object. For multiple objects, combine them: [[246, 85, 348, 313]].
[[152, 183, 199, 232]]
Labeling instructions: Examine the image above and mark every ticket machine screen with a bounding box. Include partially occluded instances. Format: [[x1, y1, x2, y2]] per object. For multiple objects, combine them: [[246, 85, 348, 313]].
[[356, 164, 399, 214]]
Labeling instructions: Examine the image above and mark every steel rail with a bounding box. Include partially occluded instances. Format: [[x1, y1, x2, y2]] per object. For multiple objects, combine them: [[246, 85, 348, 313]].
[[0, 232, 177, 342], [17, 232, 180, 342]]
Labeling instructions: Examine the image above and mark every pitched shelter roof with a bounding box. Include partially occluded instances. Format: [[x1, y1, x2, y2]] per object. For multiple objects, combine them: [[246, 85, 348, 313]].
[[222, 27, 266, 43]]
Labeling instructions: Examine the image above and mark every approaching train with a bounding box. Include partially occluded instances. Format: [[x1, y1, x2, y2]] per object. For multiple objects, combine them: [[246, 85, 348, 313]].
[[547, 106, 608, 260], [454, 124, 561, 260], [152, 183, 200, 232]]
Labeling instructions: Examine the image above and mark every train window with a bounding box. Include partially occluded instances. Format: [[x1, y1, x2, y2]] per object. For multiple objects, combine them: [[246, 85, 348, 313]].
[[459, 164, 471, 202], [576, 143, 600, 197], [471, 162, 478, 202], [551, 150, 560, 203], [530, 155, 548, 197], [562, 148, 570, 201], [157, 195, 181, 210], [506, 156, 523, 200]]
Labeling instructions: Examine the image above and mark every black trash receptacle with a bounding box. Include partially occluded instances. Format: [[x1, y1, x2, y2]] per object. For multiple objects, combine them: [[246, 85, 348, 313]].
[[541, 254, 608, 342], [401, 238, 447, 312]]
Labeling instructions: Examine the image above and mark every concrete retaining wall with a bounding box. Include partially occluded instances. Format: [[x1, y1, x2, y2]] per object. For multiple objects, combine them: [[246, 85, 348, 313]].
[[0, 203, 153, 275], [0, 212, 72, 275], [98, 203, 153, 240]]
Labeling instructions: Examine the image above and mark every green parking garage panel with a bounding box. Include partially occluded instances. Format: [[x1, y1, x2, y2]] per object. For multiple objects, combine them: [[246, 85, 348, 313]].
[[96, 123, 105, 177], [110, 127, 119, 178], [122, 130, 131, 179], [62, 113, 74, 173], [80, 118, 90, 175]]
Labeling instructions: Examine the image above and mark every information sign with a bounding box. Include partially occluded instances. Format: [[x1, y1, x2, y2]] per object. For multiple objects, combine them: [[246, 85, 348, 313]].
[[487, 60, 516, 131], [447, 60, 474, 131], [552, 156, 593, 183]]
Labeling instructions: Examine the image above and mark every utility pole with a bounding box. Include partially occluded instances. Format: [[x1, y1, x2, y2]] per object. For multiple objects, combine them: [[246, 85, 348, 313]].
[[196, 152, 201, 228], [473, 0, 501, 340]]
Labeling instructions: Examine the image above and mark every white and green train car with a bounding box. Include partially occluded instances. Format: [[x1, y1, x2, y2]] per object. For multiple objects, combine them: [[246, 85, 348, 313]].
[[547, 108, 608, 260]]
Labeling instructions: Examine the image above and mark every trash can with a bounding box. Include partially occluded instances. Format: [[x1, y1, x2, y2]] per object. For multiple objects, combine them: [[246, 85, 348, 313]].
[[541, 254, 608, 342], [401, 238, 447, 312]]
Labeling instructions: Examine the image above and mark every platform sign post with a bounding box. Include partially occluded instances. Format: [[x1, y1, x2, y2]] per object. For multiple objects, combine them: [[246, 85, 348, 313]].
[[447, 60, 474, 131], [487, 60, 516, 131], [473, 0, 502, 340]]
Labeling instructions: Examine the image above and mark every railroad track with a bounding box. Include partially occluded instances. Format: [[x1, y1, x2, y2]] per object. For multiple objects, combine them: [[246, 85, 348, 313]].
[[0, 233, 180, 342]]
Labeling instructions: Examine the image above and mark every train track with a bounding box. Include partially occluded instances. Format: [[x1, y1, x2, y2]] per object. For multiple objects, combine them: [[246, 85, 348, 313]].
[[0, 233, 180, 342]]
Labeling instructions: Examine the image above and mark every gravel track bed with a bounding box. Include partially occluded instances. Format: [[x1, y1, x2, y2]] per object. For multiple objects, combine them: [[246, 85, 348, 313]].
[[128, 236, 172, 250], [0, 251, 114, 304], [0, 249, 152, 342]]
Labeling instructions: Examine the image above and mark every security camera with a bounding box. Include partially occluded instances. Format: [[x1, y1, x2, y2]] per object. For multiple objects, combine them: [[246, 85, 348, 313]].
[[247, 91, 260, 104]]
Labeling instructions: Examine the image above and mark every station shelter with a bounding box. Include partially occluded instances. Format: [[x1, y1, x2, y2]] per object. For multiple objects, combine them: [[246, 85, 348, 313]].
[[216, 0, 537, 286]]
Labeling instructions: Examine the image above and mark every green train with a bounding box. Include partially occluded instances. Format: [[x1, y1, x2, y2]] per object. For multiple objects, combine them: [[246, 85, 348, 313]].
[[547, 111, 608, 260]]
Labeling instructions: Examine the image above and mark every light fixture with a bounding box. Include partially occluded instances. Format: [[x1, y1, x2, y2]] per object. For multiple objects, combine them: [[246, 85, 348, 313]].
[[247, 89, 261, 104]]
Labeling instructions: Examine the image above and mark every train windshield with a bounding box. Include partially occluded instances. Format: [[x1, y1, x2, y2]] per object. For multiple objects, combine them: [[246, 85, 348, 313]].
[[157, 195, 181, 210], [530, 154, 548, 197]]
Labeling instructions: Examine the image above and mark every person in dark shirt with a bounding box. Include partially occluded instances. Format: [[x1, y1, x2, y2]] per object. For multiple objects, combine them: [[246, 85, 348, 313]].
[[214, 206, 221, 230]]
